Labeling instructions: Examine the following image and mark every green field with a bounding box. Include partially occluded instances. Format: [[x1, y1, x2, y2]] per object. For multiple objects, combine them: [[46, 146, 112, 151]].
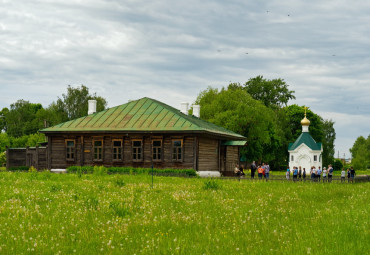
[[0, 172, 368, 254]]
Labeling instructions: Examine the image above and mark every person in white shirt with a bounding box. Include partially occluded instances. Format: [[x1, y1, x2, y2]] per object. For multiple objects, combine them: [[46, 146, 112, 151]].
[[322, 167, 327, 182], [341, 168, 346, 183]]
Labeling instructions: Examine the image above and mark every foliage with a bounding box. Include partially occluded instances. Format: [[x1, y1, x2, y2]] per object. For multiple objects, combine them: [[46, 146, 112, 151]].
[[194, 86, 283, 163], [56, 84, 107, 120], [0, 151, 6, 166], [66, 166, 197, 177], [203, 179, 221, 190], [243, 75, 296, 108], [333, 158, 344, 171], [7, 166, 29, 171], [28, 166, 37, 172], [93, 165, 108, 175], [321, 119, 336, 166], [350, 135, 370, 170], [1, 100, 43, 137], [0, 172, 367, 254], [0, 132, 46, 153]]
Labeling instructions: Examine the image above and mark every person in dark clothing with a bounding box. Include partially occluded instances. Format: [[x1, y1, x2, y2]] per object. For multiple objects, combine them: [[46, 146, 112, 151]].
[[298, 166, 302, 181], [303, 168, 306, 181], [251, 161, 256, 179], [350, 167, 356, 183], [347, 168, 351, 183], [239, 165, 245, 177]]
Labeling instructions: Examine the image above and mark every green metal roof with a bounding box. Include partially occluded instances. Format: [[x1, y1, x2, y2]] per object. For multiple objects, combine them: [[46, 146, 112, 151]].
[[288, 132, 322, 151], [40, 97, 246, 140], [221, 141, 247, 146]]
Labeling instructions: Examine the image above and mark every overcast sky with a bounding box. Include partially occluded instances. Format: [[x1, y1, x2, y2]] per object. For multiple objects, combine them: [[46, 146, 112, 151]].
[[1, 0, 369, 158]]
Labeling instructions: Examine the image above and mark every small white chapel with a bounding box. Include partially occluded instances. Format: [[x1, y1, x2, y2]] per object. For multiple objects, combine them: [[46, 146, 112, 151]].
[[288, 108, 323, 171]]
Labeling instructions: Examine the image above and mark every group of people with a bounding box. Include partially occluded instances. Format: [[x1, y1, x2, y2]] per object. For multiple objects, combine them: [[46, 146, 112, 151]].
[[251, 161, 270, 180], [234, 161, 271, 181], [286, 165, 356, 183]]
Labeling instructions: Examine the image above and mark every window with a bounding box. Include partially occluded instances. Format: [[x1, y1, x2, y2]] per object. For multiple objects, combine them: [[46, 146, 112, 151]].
[[314, 155, 317, 162], [172, 140, 183, 161], [291, 155, 294, 162], [152, 140, 162, 161], [132, 140, 142, 161], [66, 140, 75, 161], [93, 140, 103, 161], [112, 140, 122, 161]]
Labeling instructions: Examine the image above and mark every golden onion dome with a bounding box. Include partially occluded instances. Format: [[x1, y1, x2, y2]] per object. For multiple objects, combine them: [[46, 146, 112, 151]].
[[301, 116, 310, 126]]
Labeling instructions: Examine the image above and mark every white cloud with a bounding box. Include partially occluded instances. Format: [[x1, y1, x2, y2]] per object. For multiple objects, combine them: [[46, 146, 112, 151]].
[[0, 0, 369, 155]]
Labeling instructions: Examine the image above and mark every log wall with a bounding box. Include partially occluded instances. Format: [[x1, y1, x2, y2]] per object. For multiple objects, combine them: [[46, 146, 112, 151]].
[[198, 137, 219, 172], [48, 133, 196, 170]]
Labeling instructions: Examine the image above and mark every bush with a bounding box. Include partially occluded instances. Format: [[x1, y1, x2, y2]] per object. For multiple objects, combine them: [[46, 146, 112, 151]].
[[93, 166, 107, 176], [8, 166, 29, 171], [0, 151, 6, 166], [203, 179, 221, 190], [66, 166, 197, 177]]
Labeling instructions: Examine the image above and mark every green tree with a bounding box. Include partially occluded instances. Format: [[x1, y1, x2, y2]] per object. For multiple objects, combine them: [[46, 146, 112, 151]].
[[0, 107, 9, 132], [56, 85, 107, 120], [282, 105, 336, 167], [282, 105, 324, 142], [322, 119, 336, 166], [243, 76, 296, 109], [194, 86, 283, 164], [0, 132, 11, 152], [350, 135, 370, 170], [333, 158, 343, 171], [4, 100, 43, 137]]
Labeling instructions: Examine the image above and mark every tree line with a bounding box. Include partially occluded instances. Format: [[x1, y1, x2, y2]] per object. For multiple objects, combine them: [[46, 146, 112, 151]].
[[0, 85, 107, 165], [3, 78, 363, 170], [350, 135, 370, 170], [193, 76, 336, 170]]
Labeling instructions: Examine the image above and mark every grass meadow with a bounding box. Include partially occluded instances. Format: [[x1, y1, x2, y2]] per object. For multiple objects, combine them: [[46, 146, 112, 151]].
[[0, 171, 368, 254]]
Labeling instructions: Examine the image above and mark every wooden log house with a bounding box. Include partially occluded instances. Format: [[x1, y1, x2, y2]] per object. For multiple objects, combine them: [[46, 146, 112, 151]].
[[8, 97, 246, 175]]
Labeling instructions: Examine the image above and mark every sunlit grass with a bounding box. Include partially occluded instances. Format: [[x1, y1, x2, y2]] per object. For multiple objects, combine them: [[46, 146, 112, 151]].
[[0, 172, 368, 254]]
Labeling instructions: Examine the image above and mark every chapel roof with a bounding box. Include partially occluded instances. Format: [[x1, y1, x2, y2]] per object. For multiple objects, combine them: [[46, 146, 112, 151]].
[[288, 132, 322, 151]]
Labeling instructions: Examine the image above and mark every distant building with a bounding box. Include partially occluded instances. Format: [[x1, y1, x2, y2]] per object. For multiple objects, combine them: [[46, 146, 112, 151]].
[[288, 108, 323, 172], [7, 97, 246, 176]]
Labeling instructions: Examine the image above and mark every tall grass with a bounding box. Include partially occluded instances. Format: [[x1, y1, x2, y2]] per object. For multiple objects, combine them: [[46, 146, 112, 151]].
[[0, 172, 368, 254]]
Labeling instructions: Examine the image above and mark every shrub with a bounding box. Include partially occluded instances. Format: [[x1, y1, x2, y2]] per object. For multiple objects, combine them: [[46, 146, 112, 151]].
[[93, 166, 107, 176], [203, 179, 221, 190], [66, 166, 197, 177], [8, 166, 29, 171], [109, 201, 130, 217], [114, 176, 125, 187], [28, 166, 37, 172]]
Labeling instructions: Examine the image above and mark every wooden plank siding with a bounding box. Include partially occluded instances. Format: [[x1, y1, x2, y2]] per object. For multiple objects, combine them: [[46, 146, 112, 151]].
[[226, 146, 239, 171], [198, 137, 219, 172], [6, 147, 48, 170], [47, 134, 196, 170]]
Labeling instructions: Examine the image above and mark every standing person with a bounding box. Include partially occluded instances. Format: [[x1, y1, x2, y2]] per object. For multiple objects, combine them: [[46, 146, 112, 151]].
[[251, 161, 257, 179], [265, 163, 270, 181], [298, 166, 302, 181], [350, 166, 356, 183], [322, 167, 327, 182], [341, 168, 346, 183], [257, 165, 263, 179], [293, 167, 298, 182], [347, 168, 351, 183], [328, 164, 334, 182], [310, 167, 316, 182], [303, 168, 306, 181], [286, 167, 290, 181], [317, 166, 322, 182]]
